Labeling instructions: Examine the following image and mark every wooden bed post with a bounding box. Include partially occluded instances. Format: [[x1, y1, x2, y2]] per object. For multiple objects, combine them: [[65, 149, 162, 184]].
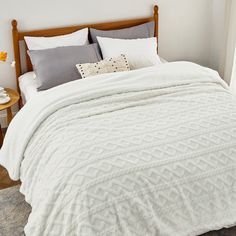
[[12, 19, 22, 108], [154, 5, 159, 52]]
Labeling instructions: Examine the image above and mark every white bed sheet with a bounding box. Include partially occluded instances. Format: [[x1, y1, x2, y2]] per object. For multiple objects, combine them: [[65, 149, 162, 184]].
[[19, 72, 40, 103]]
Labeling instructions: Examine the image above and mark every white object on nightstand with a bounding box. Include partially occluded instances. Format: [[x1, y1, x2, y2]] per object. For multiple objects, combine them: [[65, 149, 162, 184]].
[[0, 87, 11, 105], [0, 87, 5, 93]]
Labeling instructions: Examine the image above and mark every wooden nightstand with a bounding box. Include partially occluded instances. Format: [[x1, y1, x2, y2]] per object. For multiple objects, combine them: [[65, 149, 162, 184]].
[[0, 88, 20, 146]]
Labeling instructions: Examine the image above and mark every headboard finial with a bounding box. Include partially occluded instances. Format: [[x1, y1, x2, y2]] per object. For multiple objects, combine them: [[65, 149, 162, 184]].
[[12, 19, 18, 30], [154, 5, 159, 14]]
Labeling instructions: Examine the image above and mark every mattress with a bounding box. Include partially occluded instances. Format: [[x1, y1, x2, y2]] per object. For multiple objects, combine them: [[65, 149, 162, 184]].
[[18, 72, 40, 103]]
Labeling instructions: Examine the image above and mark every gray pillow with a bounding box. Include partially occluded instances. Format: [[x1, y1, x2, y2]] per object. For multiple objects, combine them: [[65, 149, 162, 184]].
[[90, 22, 154, 44], [28, 44, 102, 91]]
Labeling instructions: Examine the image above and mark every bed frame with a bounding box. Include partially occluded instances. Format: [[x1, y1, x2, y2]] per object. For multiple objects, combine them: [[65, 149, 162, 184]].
[[11, 5, 159, 107]]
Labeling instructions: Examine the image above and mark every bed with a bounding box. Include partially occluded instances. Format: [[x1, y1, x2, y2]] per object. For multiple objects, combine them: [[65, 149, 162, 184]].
[[1, 5, 236, 236], [12, 6, 159, 106]]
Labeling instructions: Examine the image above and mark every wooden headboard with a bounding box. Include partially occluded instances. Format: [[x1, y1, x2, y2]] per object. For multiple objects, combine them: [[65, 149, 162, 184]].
[[12, 5, 159, 105]]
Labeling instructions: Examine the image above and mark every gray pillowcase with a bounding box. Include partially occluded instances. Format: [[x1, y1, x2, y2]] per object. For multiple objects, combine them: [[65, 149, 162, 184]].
[[90, 22, 154, 44], [28, 44, 102, 91]]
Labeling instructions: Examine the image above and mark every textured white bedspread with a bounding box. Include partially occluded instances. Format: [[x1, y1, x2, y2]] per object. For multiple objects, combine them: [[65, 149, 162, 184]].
[[1, 62, 236, 236]]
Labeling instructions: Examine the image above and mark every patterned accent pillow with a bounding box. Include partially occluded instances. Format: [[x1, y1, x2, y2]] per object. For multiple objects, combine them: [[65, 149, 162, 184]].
[[76, 54, 130, 78]]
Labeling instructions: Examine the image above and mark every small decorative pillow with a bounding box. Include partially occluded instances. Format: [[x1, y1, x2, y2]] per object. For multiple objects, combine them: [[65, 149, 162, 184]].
[[76, 54, 130, 78]]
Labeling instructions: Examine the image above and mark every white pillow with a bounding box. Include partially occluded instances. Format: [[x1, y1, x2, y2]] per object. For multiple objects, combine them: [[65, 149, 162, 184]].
[[97, 37, 161, 69], [25, 28, 89, 50]]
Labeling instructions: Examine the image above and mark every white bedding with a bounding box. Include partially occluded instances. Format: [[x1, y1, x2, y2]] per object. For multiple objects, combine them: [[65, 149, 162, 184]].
[[1, 62, 236, 236], [19, 72, 40, 103]]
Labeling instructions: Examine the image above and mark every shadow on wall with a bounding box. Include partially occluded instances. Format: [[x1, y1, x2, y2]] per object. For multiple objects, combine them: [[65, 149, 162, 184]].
[[230, 46, 236, 95]]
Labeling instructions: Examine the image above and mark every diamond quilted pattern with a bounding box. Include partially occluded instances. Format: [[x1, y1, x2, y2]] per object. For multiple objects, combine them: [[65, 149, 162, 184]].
[[9, 63, 236, 235]]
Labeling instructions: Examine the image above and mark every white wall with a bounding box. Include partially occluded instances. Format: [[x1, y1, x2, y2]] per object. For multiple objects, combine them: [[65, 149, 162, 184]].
[[208, 0, 227, 76], [0, 0, 212, 91], [209, 0, 236, 84], [225, 0, 236, 84]]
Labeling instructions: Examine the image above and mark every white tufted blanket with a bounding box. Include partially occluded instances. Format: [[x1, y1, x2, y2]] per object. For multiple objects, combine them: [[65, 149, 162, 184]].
[[1, 62, 236, 236]]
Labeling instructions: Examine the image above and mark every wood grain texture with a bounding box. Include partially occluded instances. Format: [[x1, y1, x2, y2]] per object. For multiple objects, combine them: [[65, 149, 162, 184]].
[[11, 5, 159, 106], [2, 88, 19, 125], [0, 165, 20, 190], [12, 20, 22, 108], [0, 88, 20, 111], [0, 126, 20, 190], [0, 88, 20, 146]]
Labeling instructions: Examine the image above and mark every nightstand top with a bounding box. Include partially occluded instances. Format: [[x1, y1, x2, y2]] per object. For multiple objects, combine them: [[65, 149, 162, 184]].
[[0, 88, 20, 111]]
